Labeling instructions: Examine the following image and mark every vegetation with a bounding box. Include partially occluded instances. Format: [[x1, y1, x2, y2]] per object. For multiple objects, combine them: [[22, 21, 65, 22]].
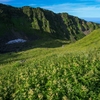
[[65, 29, 100, 52], [0, 3, 100, 46], [0, 29, 100, 100]]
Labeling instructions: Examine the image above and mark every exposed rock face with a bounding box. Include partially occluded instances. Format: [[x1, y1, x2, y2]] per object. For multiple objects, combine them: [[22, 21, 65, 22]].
[[0, 3, 100, 53]]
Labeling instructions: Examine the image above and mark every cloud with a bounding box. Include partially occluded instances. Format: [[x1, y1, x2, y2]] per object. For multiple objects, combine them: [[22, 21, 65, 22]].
[[29, 4, 36, 6], [0, 0, 12, 3], [74, 6, 100, 17], [42, 3, 81, 12], [41, 3, 100, 18]]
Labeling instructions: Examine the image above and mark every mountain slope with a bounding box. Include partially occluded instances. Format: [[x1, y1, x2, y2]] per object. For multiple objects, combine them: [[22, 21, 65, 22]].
[[0, 29, 100, 100], [65, 29, 100, 52], [0, 3, 100, 44]]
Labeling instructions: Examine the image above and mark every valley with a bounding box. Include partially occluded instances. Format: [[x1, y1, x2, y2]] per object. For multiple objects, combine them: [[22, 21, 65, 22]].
[[0, 3, 100, 100]]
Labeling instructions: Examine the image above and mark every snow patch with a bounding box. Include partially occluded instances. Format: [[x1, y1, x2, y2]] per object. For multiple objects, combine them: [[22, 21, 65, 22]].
[[6, 39, 27, 44]]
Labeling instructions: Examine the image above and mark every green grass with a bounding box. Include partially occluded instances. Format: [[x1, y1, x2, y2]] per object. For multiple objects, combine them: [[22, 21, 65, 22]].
[[0, 29, 100, 100], [63, 29, 100, 52]]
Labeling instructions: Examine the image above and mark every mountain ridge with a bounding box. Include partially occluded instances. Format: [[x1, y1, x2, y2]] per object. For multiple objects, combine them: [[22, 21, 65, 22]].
[[0, 3, 100, 53]]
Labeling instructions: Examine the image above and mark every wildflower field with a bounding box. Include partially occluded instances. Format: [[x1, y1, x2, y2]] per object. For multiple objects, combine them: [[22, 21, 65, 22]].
[[0, 29, 100, 100]]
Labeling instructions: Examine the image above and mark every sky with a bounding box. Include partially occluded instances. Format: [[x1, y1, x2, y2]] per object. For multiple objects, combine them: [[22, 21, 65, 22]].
[[0, 0, 100, 19]]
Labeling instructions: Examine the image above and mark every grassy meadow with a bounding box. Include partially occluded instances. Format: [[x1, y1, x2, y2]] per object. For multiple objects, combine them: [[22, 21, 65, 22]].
[[0, 29, 100, 100]]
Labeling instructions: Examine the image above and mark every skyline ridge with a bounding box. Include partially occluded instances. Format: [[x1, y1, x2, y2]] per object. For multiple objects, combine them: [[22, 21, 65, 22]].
[[0, 3, 100, 23], [0, 0, 100, 18]]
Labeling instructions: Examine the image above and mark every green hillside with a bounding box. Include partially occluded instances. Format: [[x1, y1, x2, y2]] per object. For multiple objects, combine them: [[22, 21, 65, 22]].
[[0, 3, 100, 53], [0, 29, 100, 100], [64, 29, 100, 52]]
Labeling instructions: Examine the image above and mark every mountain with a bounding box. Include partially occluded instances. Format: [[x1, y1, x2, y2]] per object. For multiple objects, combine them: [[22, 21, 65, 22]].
[[65, 29, 100, 53], [0, 3, 100, 53]]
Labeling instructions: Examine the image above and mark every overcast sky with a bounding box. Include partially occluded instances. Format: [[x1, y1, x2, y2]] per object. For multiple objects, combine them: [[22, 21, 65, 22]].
[[0, 0, 100, 18]]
